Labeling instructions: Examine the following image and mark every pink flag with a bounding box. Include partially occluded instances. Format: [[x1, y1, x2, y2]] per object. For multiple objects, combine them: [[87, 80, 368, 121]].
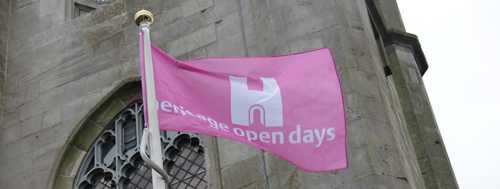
[[141, 43, 347, 172]]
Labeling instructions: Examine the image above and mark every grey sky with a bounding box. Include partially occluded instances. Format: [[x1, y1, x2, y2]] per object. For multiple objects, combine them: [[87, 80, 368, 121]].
[[395, 0, 500, 188]]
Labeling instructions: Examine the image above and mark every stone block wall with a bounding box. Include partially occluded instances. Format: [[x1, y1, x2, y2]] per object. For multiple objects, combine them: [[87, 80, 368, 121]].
[[0, 0, 10, 137], [0, 0, 457, 188], [386, 44, 458, 188]]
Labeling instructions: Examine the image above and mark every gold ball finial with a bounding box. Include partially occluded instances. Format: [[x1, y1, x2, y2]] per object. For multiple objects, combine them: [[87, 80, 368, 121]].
[[135, 10, 154, 26]]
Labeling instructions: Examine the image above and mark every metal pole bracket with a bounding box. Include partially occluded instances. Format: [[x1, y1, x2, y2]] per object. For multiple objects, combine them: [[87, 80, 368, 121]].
[[140, 127, 171, 182]]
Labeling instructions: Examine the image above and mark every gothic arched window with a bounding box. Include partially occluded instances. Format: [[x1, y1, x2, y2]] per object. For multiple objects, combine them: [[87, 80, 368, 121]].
[[74, 101, 208, 189]]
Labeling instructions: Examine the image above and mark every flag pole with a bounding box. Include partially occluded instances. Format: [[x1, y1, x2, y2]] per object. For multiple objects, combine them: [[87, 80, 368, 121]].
[[135, 10, 167, 189]]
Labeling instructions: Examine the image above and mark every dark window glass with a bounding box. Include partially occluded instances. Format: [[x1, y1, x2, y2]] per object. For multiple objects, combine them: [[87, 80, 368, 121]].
[[74, 101, 208, 189]]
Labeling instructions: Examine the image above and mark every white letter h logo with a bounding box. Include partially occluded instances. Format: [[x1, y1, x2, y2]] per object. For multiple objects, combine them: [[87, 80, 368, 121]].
[[229, 76, 283, 127]]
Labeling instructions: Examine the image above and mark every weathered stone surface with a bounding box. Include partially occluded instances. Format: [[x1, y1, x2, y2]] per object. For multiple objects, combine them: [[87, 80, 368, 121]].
[[189, 46, 208, 59], [220, 154, 264, 188], [152, 12, 204, 48], [20, 114, 42, 137], [29, 118, 77, 153], [54, 175, 75, 189], [266, 174, 281, 189], [181, 0, 213, 18], [0, 122, 22, 145], [273, 19, 306, 46], [336, 0, 364, 28], [217, 137, 260, 168], [41, 106, 61, 129], [239, 1, 253, 28], [0, 133, 31, 161], [214, 10, 241, 40], [165, 23, 217, 57], [280, 1, 317, 25], [240, 180, 265, 189], [0, 151, 32, 181], [201, 135, 221, 188], [23, 81, 39, 103], [89, 1, 124, 26], [1, 171, 31, 189], [346, 119, 367, 148], [346, 69, 381, 96], [72, 121, 102, 151], [201, 0, 239, 25], [338, 26, 368, 51], [60, 89, 102, 122], [243, 25, 256, 47], [304, 8, 336, 34], [332, 179, 366, 189], [57, 146, 85, 177], [373, 0, 406, 31], [345, 93, 390, 122], [158, 5, 184, 27], [386, 43, 458, 188], [362, 174, 411, 189], [33, 139, 65, 171], [4, 87, 24, 111], [267, 0, 289, 10], [288, 32, 323, 54], [207, 31, 246, 57]]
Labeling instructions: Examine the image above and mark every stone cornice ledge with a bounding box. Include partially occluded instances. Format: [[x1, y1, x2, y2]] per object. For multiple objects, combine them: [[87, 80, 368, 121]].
[[365, 0, 429, 76]]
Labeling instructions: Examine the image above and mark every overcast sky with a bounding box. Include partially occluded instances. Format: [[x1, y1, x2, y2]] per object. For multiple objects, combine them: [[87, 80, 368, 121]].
[[395, 0, 500, 188]]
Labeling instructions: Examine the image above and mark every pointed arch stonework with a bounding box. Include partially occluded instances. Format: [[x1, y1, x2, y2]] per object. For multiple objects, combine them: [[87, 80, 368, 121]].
[[53, 79, 143, 188], [51, 78, 221, 188]]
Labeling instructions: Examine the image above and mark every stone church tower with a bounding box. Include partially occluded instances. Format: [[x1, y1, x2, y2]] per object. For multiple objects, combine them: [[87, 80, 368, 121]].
[[0, 0, 458, 188]]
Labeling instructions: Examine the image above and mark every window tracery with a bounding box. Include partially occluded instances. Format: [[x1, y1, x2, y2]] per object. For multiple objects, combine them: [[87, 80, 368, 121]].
[[74, 101, 208, 189]]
